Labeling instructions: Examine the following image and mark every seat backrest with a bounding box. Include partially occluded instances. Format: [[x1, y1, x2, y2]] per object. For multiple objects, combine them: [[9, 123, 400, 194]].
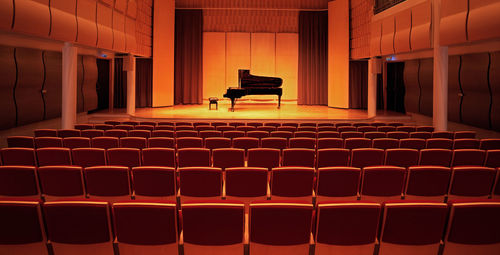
[[131, 167, 176, 198], [341, 131, 363, 139], [141, 148, 175, 167], [377, 126, 396, 132], [415, 126, 434, 132], [38, 166, 85, 199], [358, 126, 377, 132], [0, 200, 46, 248], [120, 137, 147, 149], [405, 166, 451, 200], [0, 166, 40, 198], [95, 124, 115, 130], [1, 148, 37, 166], [175, 130, 198, 138], [7, 136, 35, 148], [71, 148, 106, 168], [479, 138, 500, 150], [396, 126, 416, 132], [448, 166, 496, 199], [277, 126, 297, 133], [116, 125, 134, 131], [147, 137, 175, 148], [360, 166, 406, 200], [261, 137, 288, 150], [57, 129, 81, 138], [204, 137, 232, 150], [294, 131, 316, 138], [134, 125, 154, 131], [36, 148, 72, 166], [178, 167, 222, 198], [34, 129, 58, 137], [282, 148, 315, 168], [386, 131, 410, 140], [80, 129, 104, 139], [34, 137, 63, 148], [372, 138, 399, 150], [451, 149, 486, 166], [271, 167, 315, 198], [127, 130, 151, 139], [256, 126, 276, 132], [399, 138, 426, 150], [225, 167, 268, 198], [107, 148, 141, 168], [270, 131, 294, 139], [84, 166, 131, 199], [104, 129, 128, 138], [317, 148, 350, 168], [485, 150, 500, 168], [232, 137, 259, 151], [216, 126, 236, 132], [151, 130, 175, 137], [453, 139, 480, 149], [344, 138, 372, 150], [317, 138, 343, 149], [199, 130, 222, 139], [213, 148, 245, 170], [75, 124, 94, 130], [453, 131, 476, 139], [246, 131, 270, 140], [236, 125, 257, 132], [222, 131, 245, 139], [316, 167, 361, 199], [409, 131, 432, 139], [426, 138, 453, 149], [176, 137, 204, 149], [289, 137, 316, 149], [364, 131, 387, 139], [177, 148, 211, 167], [351, 148, 385, 168], [63, 137, 91, 149], [419, 149, 452, 167], [91, 137, 119, 149], [247, 148, 281, 170], [432, 131, 454, 139], [338, 126, 356, 133], [385, 148, 419, 168]]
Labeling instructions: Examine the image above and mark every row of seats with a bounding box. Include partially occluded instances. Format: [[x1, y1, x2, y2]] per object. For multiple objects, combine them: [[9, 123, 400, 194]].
[[1, 165, 499, 204], [2, 147, 499, 169], [100, 120, 410, 127], [1, 199, 499, 255]]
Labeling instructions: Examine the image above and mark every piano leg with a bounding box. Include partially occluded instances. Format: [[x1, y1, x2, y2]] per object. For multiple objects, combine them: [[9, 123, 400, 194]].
[[278, 95, 281, 109], [230, 98, 236, 112]]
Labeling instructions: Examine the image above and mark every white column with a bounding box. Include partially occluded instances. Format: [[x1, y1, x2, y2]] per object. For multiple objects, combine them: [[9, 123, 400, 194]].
[[126, 54, 136, 115], [61, 42, 78, 129], [432, 0, 448, 131], [367, 57, 378, 118]]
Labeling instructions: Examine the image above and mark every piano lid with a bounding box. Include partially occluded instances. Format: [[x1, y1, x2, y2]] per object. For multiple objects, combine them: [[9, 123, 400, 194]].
[[238, 69, 282, 88]]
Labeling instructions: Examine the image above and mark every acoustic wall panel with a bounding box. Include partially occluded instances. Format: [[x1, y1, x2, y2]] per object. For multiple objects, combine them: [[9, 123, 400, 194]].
[[276, 33, 298, 100], [127, 0, 137, 18], [82, 55, 98, 112], [13, 0, 50, 37], [15, 48, 44, 126], [394, 9, 411, 53], [418, 58, 433, 116], [403, 59, 420, 114], [447, 55, 462, 123], [0, 46, 17, 129], [96, 3, 114, 50], [411, 1, 431, 51], [125, 17, 137, 52], [100, 0, 113, 6], [115, 0, 128, 13], [113, 11, 126, 52], [77, 0, 98, 46], [42, 51, 62, 120], [380, 16, 395, 55], [49, 0, 77, 42], [440, 0, 468, 46], [77, 55, 84, 113], [370, 21, 382, 56], [468, 0, 500, 42], [491, 52, 500, 131], [250, 33, 276, 100], [460, 53, 491, 129], [225, 32, 250, 88], [202, 32, 226, 100], [0, 0, 14, 30]]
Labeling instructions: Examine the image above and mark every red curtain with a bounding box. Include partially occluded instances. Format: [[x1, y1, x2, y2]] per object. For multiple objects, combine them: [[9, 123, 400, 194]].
[[174, 10, 203, 105], [136, 58, 152, 108], [298, 11, 328, 105], [349, 61, 368, 109]]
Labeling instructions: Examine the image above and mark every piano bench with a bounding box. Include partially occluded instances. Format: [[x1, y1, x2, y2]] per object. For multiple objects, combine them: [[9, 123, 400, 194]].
[[209, 97, 218, 110]]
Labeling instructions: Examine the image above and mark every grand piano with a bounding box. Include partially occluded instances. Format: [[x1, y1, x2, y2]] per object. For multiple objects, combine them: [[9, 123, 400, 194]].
[[223, 69, 283, 112]]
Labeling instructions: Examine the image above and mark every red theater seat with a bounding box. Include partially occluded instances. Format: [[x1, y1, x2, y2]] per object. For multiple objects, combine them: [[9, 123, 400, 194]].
[[75, 124, 94, 130], [385, 148, 419, 168], [103, 121, 120, 126], [141, 148, 175, 167], [128, 130, 151, 138], [364, 131, 387, 139], [107, 148, 141, 168], [213, 148, 245, 170], [372, 138, 399, 150], [7, 136, 35, 148], [225, 167, 269, 205], [317, 149, 350, 168], [0, 166, 40, 199], [1, 148, 37, 166], [378, 126, 396, 133], [91, 137, 119, 149], [57, 129, 81, 138], [409, 131, 432, 139], [216, 126, 236, 132], [289, 137, 316, 149], [479, 139, 500, 150], [357, 126, 377, 132], [177, 137, 203, 149], [178, 148, 211, 167], [317, 138, 343, 149], [337, 126, 356, 133], [485, 150, 500, 168], [131, 166, 176, 200], [415, 126, 434, 132], [344, 138, 372, 150], [37, 166, 85, 201], [147, 137, 175, 148], [396, 126, 417, 132], [199, 130, 222, 139], [134, 125, 154, 131], [236, 125, 256, 133], [34, 129, 58, 137], [340, 131, 363, 139], [175, 130, 198, 138], [454, 131, 476, 139], [448, 167, 496, 200], [71, 148, 106, 167], [271, 167, 315, 202], [139, 121, 157, 126], [34, 137, 63, 148], [222, 130, 245, 139], [151, 130, 175, 137], [104, 129, 128, 138], [95, 124, 114, 130], [63, 137, 91, 149], [80, 129, 104, 139], [399, 138, 426, 150], [404, 166, 451, 201], [453, 138, 480, 149], [294, 131, 316, 138], [228, 122, 245, 128], [178, 167, 222, 203], [247, 130, 270, 140], [264, 122, 281, 127], [84, 166, 132, 202], [316, 167, 361, 202], [247, 148, 280, 170], [119, 137, 147, 149], [351, 148, 385, 168], [360, 166, 406, 203], [193, 122, 210, 127], [451, 149, 486, 166], [261, 137, 288, 150], [204, 137, 231, 150], [297, 127, 317, 132], [282, 148, 315, 168], [122, 121, 139, 126], [426, 138, 453, 149], [277, 126, 297, 133], [271, 130, 294, 139], [256, 126, 276, 132], [317, 127, 337, 133], [432, 131, 454, 139], [386, 131, 410, 140], [36, 148, 72, 166], [232, 137, 259, 155], [419, 149, 452, 167], [195, 125, 215, 132]]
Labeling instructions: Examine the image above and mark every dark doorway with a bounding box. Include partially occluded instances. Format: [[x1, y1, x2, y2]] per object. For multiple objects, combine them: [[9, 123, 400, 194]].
[[349, 61, 368, 109], [386, 62, 406, 113], [96, 59, 110, 110]]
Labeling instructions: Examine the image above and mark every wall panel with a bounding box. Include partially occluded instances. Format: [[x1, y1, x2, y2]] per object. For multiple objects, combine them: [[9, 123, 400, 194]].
[[50, 0, 77, 42], [394, 9, 411, 53], [77, 0, 98, 46], [410, 1, 431, 51], [115, 0, 128, 13], [97, 3, 114, 50], [77, 55, 84, 113], [113, 11, 126, 52], [0, 0, 14, 30], [43, 51, 62, 120], [460, 53, 491, 129], [418, 58, 433, 116], [250, 33, 276, 100], [127, 0, 137, 18], [440, 0, 468, 46], [468, 0, 500, 42], [403, 59, 420, 113], [82, 55, 98, 112], [447, 55, 462, 123], [225, 32, 250, 88], [202, 32, 226, 100], [380, 16, 395, 55], [490, 52, 500, 131], [15, 48, 44, 126], [0, 46, 17, 129], [276, 33, 298, 100], [125, 17, 137, 52], [13, 0, 50, 37], [370, 21, 381, 56]]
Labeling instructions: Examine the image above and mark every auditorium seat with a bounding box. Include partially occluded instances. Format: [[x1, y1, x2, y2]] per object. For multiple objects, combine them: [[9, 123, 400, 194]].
[[297, 127, 317, 132], [122, 121, 139, 126], [134, 125, 154, 131], [75, 124, 94, 130], [299, 122, 316, 127], [351, 148, 385, 168], [195, 125, 216, 132], [128, 130, 151, 138], [154, 126, 175, 131], [175, 130, 198, 138], [247, 148, 281, 170], [317, 138, 343, 149], [432, 131, 454, 139], [193, 122, 210, 127], [400, 138, 426, 150], [364, 131, 387, 139], [372, 138, 399, 150], [419, 149, 452, 167], [385, 148, 419, 168], [158, 121, 174, 126], [216, 126, 236, 132], [415, 126, 434, 132], [213, 148, 245, 170], [378, 126, 396, 132], [282, 149, 315, 168], [177, 148, 211, 167], [176, 122, 193, 127], [236, 125, 256, 133], [141, 148, 176, 167], [0, 166, 40, 199], [148, 137, 175, 148], [315, 202, 380, 255], [454, 131, 476, 139], [387, 123, 404, 127], [448, 167, 496, 200], [386, 131, 410, 140], [7, 136, 35, 148], [340, 131, 363, 139], [181, 201, 245, 255], [71, 148, 106, 167], [485, 150, 500, 168], [104, 129, 128, 138], [317, 131, 340, 138], [34, 129, 58, 137], [318, 123, 335, 127], [0, 200, 48, 255], [409, 131, 432, 139], [233, 137, 259, 156], [337, 126, 356, 133], [249, 201, 313, 255], [139, 121, 157, 126], [270, 167, 315, 202], [104, 121, 120, 126], [178, 167, 222, 202], [277, 126, 297, 133], [294, 131, 316, 138], [451, 149, 486, 166], [204, 137, 231, 150], [317, 149, 350, 168], [247, 131, 270, 141], [335, 122, 352, 127], [80, 129, 104, 139], [211, 122, 228, 127], [57, 129, 81, 138], [36, 148, 72, 166], [344, 138, 372, 150], [493, 171, 500, 199], [91, 137, 119, 149], [426, 138, 453, 149], [37, 166, 85, 201], [317, 126, 337, 132], [63, 137, 91, 149], [34, 137, 63, 148], [396, 126, 417, 132], [442, 201, 500, 255], [404, 166, 451, 201], [199, 130, 222, 139], [357, 126, 377, 132], [225, 167, 269, 205], [151, 130, 175, 137], [479, 139, 500, 150], [95, 124, 114, 130], [223, 130, 245, 139], [261, 137, 288, 151], [453, 138, 480, 149], [177, 137, 203, 149], [43, 201, 114, 255], [360, 166, 406, 203], [264, 122, 281, 127], [256, 126, 276, 132], [84, 166, 132, 202], [113, 201, 179, 255], [1, 148, 37, 166], [289, 137, 316, 149], [316, 167, 361, 202], [120, 137, 147, 149], [370, 122, 386, 127], [107, 148, 141, 168], [131, 166, 176, 200], [378, 202, 448, 255], [271, 130, 294, 139]]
